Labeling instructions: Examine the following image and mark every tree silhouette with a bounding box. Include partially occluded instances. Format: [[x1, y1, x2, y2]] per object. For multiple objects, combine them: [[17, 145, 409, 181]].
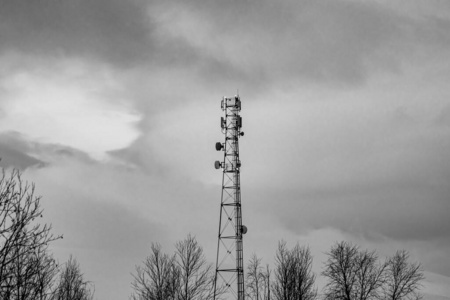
[[383, 250, 424, 300], [0, 169, 61, 299], [322, 241, 359, 300], [246, 254, 271, 300], [52, 255, 94, 300], [322, 241, 424, 300], [354, 249, 386, 300], [175, 234, 214, 300], [246, 253, 264, 300], [131, 236, 221, 300], [273, 241, 317, 300], [131, 243, 179, 300]]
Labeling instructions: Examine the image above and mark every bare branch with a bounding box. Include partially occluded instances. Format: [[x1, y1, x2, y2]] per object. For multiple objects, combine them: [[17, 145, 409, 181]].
[[273, 241, 317, 300], [0, 168, 62, 299], [175, 234, 214, 300], [383, 250, 425, 300]]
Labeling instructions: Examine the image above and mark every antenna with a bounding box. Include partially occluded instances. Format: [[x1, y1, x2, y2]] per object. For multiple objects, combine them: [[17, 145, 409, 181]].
[[213, 95, 246, 300]]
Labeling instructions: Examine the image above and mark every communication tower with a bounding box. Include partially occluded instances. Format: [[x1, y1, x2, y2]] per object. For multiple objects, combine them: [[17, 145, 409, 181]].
[[214, 95, 246, 300]]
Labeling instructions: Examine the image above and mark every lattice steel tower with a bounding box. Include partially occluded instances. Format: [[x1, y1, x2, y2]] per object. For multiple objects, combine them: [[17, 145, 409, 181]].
[[214, 95, 247, 300]]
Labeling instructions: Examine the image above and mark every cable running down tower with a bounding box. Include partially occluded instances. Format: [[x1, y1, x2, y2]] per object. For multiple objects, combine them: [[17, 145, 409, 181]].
[[214, 95, 247, 300]]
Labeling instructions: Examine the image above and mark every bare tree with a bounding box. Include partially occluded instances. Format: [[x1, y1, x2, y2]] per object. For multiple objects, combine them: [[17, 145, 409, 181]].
[[322, 241, 360, 300], [4, 237, 59, 300], [273, 241, 317, 300], [246, 253, 264, 300], [131, 243, 179, 300], [174, 234, 214, 300], [383, 250, 424, 300], [0, 169, 61, 299], [52, 255, 94, 300], [33, 249, 59, 300], [273, 241, 291, 300], [323, 241, 404, 300], [354, 249, 386, 300], [247, 254, 271, 300]]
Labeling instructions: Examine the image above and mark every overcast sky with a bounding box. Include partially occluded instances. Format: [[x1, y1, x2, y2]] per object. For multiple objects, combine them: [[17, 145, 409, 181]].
[[1, 0, 450, 299]]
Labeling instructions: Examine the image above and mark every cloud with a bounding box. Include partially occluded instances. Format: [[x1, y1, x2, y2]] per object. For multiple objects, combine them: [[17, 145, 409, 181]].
[[272, 184, 450, 242], [0, 131, 45, 169], [0, 130, 102, 170], [0, 57, 141, 160], [5, 0, 450, 88], [257, 105, 450, 242], [146, 0, 450, 88], [0, 0, 155, 68], [1, 0, 449, 99]]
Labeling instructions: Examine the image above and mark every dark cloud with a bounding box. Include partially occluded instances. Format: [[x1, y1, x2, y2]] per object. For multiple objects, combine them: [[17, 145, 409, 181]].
[[0, 131, 46, 169], [245, 112, 450, 275], [270, 184, 450, 242], [261, 128, 450, 243], [0, 131, 96, 170], [0, 0, 154, 67], [5, 0, 450, 87], [1, 0, 449, 105], [147, 0, 439, 87], [0, 0, 223, 72]]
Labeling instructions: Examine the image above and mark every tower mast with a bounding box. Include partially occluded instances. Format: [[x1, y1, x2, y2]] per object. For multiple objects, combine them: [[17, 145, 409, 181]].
[[214, 95, 246, 300]]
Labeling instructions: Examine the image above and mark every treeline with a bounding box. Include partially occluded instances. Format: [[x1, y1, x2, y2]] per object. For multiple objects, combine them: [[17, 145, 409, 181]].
[[248, 241, 424, 300], [0, 169, 93, 300], [131, 238, 425, 300]]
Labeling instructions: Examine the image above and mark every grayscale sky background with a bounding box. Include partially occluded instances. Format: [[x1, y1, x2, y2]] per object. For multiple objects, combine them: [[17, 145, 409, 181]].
[[1, 0, 450, 299]]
